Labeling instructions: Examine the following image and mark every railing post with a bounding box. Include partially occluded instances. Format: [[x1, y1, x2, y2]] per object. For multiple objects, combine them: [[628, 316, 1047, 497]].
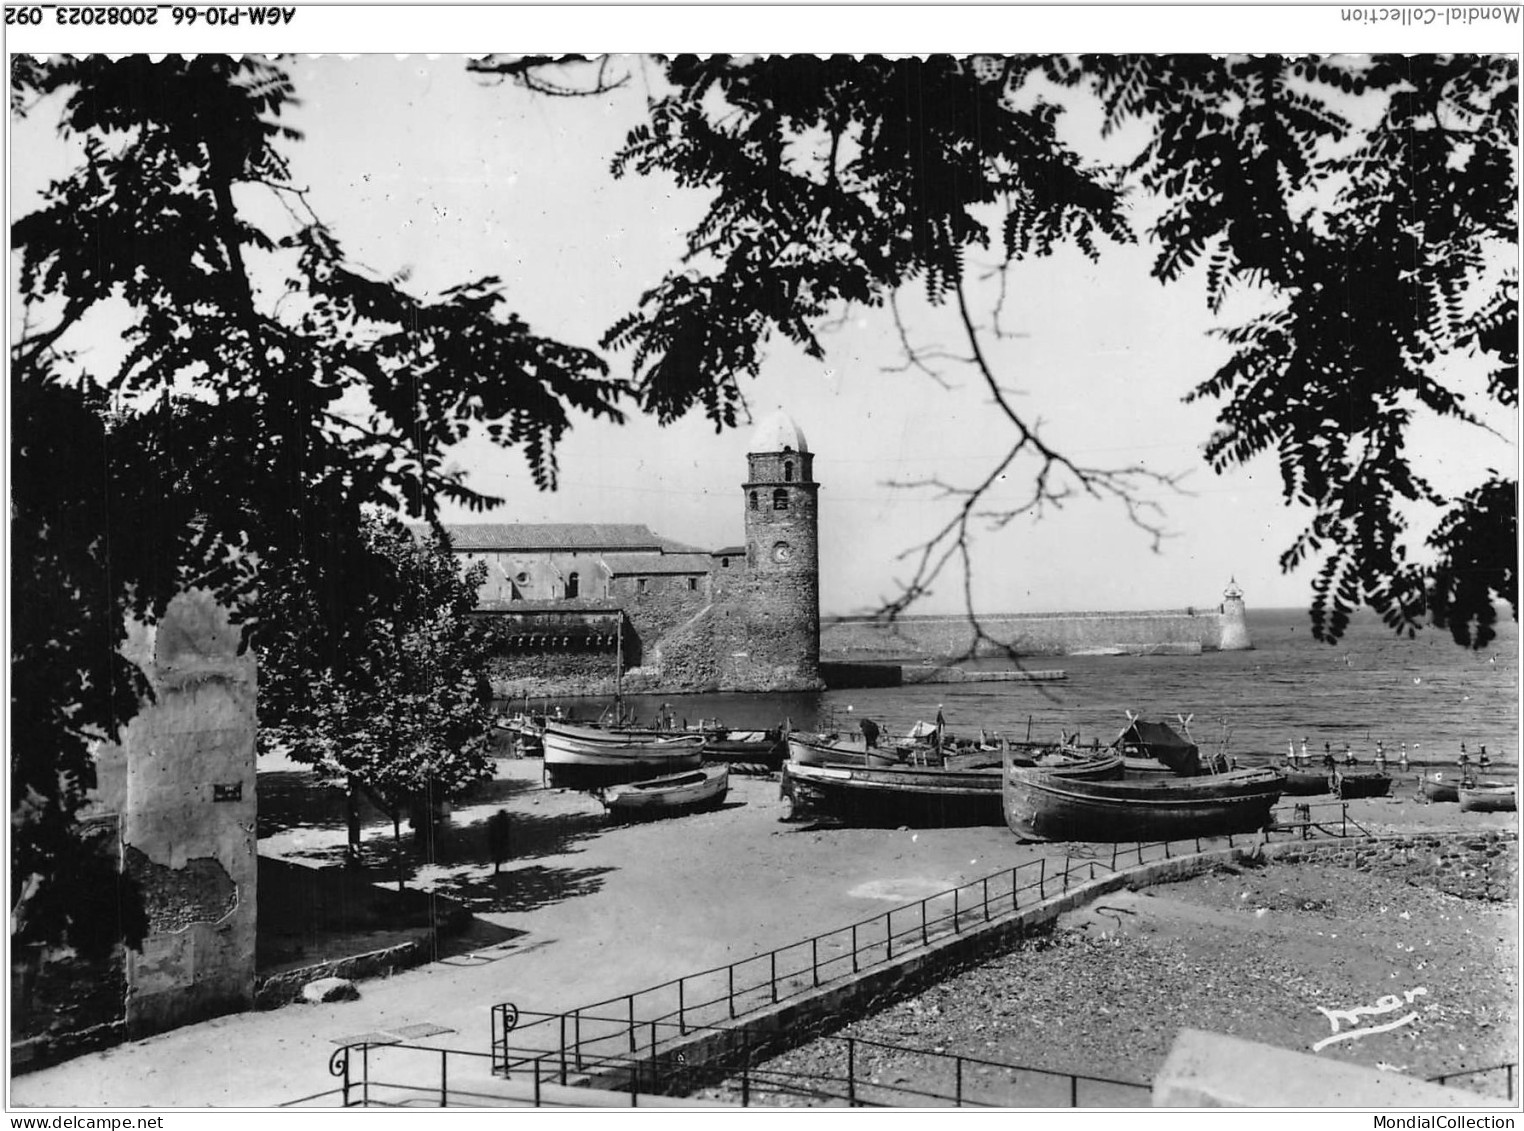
[[559, 1014, 568, 1085], [921, 899, 928, 946], [629, 995, 638, 1053], [812, 937, 819, 987], [1342, 804, 1348, 837], [954, 887, 960, 933], [1071, 1073, 1078, 1107], [983, 876, 990, 922], [1111, 842, 1118, 869], [678, 980, 687, 1035], [852, 923, 859, 973], [1062, 856, 1070, 891], [887, 912, 893, 960], [575, 1008, 583, 1069], [1039, 858, 1046, 899], [534, 1057, 543, 1106], [1164, 839, 1170, 860], [1011, 866, 1019, 910], [729, 965, 736, 1019], [440, 1048, 448, 1107], [741, 1032, 751, 1107], [847, 1038, 856, 1107], [770, 951, 778, 1003], [363, 1044, 370, 1107], [956, 1056, 964, 1107]]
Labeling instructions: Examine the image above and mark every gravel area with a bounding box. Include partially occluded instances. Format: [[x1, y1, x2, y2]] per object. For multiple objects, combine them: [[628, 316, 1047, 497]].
[[697, 856, 1519, 1107]]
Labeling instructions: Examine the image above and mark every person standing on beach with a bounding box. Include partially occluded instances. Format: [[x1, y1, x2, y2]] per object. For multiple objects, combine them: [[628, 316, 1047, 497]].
[[1299, 737, 1310, 768], [1344, 742, 1357, 766]]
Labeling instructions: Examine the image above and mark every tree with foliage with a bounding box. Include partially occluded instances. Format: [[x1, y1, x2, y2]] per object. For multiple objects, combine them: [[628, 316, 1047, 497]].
[[263, 517, 496, 893], [577, 52, 1516, 649], [10, 55, 623, 952]]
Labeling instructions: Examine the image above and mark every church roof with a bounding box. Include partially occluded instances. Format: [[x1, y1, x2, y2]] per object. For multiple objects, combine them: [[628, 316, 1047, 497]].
[[749, 410, 809, 455], [445, 523, 674, 552], [601, 553, 714, 576]]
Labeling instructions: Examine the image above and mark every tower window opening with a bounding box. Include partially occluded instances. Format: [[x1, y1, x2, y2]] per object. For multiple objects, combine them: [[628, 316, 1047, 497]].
[[783, 460, 794, 482], [772, 488, 788, 511], [638, 578, 648, 593], [566, 571, 580, 599], [749, 491, 758, 511], [687, 577, 697, 591]]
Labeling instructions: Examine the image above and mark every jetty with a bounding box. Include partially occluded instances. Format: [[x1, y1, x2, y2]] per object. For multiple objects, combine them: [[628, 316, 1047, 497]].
[[820, 662, 1066, 690]]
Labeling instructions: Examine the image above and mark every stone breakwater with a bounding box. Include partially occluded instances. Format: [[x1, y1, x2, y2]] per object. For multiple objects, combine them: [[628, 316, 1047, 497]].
[[821, 608, 1250, 660]]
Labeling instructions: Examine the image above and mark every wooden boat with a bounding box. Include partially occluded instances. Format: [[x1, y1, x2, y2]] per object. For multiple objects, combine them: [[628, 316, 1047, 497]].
[[1002, 749, 1284, 843], [1332, 769, 1392, 800], [599, 765, 730, 820], [543, 722, 705, 790], [1111, 717, 1203, 776], [699, 727, 786, 770], [786, 732, 901, 769], [1418, 772, 1461, 804], [780, 761, 1005, 827], [1458, 782, 1516, 813], [1281, 768, 1332, 796]]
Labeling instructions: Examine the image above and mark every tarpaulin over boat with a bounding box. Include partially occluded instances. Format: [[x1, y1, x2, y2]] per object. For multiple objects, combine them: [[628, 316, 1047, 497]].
[[1114, 720, 1201, 776]]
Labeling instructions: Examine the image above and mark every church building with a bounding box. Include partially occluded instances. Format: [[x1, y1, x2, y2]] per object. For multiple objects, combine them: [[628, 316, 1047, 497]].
[[446, 411, 823, 694]]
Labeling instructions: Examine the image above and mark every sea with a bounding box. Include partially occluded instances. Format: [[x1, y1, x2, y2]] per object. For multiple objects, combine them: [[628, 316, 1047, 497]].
[[524, 608, 1519, 774]]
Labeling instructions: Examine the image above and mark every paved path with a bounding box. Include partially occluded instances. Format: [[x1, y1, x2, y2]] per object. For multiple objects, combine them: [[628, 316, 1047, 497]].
[[12, 766, 1045, 1108]]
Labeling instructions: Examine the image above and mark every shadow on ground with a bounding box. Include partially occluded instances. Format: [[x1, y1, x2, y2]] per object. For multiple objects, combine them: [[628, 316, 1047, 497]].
[[430, 863, 618, 914], [257, 856, 523, 973], [257, 761, 543, 839]]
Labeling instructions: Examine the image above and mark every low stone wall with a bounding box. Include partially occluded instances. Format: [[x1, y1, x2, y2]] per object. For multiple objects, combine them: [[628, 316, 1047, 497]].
[[254, 900, 474, 1010], [1259, 829, 1517, 903]]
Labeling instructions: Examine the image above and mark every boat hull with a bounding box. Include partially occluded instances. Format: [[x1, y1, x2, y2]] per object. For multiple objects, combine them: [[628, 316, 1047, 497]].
[[1002, 760, 1284, 843], [543, 724, 704, 789], [787, 734, 901, 769], [781, 761, 1003, 827], [1332, 770, 1392, 800], [1458, 784, 1516, 813], [601, 766, 730, 820], [1419, 773, 1460, 803], [1281, 769, 1331, 796]]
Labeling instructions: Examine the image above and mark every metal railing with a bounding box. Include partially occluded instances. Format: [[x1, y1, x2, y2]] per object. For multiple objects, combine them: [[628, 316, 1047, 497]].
[[491, 1008, 1151, 1107], [491, 851, 1109, 1076], [492, 802, 1375, 1080], [1429, 1061, 1517, 1100]]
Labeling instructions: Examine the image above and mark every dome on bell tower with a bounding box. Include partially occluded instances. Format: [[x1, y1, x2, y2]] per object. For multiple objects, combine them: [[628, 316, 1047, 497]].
[[749, 410, 810, 455]]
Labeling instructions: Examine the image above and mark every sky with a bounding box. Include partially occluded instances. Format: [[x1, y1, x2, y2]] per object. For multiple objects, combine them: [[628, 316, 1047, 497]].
[[7, 8, 1520, 621]]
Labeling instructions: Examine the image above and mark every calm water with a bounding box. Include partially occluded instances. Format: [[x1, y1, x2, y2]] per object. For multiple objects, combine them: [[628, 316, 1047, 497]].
[[524, 609, 1519, 773]]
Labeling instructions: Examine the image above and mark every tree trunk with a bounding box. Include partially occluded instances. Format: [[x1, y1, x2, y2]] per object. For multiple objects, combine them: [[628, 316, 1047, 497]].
[[392, 812, 405, 897], [346, 776, 362, 865]]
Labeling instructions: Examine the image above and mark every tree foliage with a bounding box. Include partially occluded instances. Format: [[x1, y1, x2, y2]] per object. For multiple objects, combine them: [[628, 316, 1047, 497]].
[[10, 55, 624, 950], [603, 53, 1517, 648], [261, 517, 496, 891]]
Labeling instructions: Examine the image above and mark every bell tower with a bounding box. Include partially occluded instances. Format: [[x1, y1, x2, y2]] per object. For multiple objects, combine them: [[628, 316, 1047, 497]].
[[724, 410, 821, 689]]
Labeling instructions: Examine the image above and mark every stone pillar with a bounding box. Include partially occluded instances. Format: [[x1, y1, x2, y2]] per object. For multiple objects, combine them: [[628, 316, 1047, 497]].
[[114, 589, 259, 1037]]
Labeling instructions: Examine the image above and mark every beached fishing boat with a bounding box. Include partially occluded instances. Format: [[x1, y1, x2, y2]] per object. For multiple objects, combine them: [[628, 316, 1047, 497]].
[[699, 726, 786, 770], [1418, 772, 1461, 804], [1281, 768, 1332, 796], [1002, 750, 1284, 843], [1332, 769, 1393, 800], [780, 761, 1004, 827], [1458, 782, 1516, 813], [786, 732, 901, 769], [543, 722, 705, 790], [599, 765, 730, 821]]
